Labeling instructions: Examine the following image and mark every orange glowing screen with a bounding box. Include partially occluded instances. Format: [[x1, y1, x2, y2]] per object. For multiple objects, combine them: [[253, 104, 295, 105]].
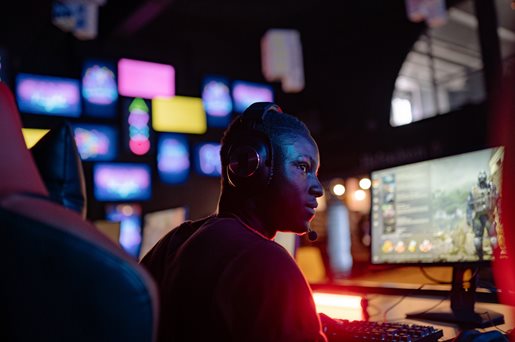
[[312, 292, 363, 321]]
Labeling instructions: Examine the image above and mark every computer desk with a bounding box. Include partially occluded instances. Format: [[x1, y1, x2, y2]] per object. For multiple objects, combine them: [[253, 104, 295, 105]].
[[312, 284, 515, 340]]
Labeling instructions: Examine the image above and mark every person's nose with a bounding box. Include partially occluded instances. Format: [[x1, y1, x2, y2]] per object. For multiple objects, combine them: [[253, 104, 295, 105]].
[[310, 175, 324, 198]]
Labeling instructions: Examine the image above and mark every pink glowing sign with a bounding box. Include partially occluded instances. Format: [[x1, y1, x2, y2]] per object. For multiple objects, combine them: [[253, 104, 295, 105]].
[[232, 80, 274, 113], [118, 58, 175, 99]]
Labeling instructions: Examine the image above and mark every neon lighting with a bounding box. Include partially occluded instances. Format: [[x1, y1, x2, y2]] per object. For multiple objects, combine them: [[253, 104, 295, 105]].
[[232, 80, 274, 113], [72, 123, 118, 161], [118, 58, 175, 99], [157, 134, 190, 184], [16, 73, 81, 117], [195, 142, 221, 177], [106, 204, 142, 258], [82, 60, 118, 117], [93, 163, 152, 201], [313, 292, 363, 320], [152, 96, 206, 134], [21, 128, 50, 148], [127, 98, 151, 155], [202, 76, 232, 127]]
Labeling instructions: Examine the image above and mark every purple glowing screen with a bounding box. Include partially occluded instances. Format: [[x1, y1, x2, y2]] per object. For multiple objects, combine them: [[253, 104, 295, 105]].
[[93, 163, 152, 201], [16, 73, 81, 117], [118, 58, 175, 99], [232, 80, 274, 113]]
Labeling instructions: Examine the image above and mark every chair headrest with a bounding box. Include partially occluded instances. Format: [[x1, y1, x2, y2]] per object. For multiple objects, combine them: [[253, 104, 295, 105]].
[[31, 122, 87, 218], [0, 82, 47, 198]]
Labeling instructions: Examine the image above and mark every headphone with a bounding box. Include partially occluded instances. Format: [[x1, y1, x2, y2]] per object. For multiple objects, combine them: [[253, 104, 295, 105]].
[[226, 102, 283, 189]]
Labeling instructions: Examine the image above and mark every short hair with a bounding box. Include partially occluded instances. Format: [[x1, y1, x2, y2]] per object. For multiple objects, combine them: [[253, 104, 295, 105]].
[[220, 108, 312, 183]]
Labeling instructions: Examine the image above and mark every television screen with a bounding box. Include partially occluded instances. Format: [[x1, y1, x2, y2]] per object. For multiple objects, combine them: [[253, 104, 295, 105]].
[[82, 59, 118, 117], [16, 73, 81, 117], [232, 80, 274, 113], [106, 203, 142, 258], [194, 142, 221, 177], [93, 162, 152, 201], [370, 146, 505, 264], [118, 58, 175, 99], [157, 134, 190, 184], [201, 76, 233, 127], [123, 97, 152, 156], [71, 123, 118, 161]]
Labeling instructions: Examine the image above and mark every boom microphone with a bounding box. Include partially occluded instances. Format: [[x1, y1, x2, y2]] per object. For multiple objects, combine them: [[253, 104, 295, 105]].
[[307, 228, 318, 241]]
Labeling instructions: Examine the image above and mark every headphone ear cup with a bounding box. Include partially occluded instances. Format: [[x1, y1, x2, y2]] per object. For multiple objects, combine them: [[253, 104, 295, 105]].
[[227, 142, 270, 188]]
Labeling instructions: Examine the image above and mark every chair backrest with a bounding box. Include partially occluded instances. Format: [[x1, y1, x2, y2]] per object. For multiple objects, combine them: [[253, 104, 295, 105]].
[[0, 82, 158, 342]]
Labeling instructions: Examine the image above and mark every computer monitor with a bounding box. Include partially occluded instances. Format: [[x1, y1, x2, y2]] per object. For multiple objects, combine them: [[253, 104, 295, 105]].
[[82, 59, 118, 118], [194, 142, 221, 177], [370, 146, 505, 327], [71, 123, 118, 161], [105, 204, 142, 258], [232, 80, 274, 113]]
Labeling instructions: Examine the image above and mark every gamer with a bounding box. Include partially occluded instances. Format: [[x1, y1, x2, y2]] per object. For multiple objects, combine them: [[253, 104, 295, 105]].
[[141, 102, 327, 341]]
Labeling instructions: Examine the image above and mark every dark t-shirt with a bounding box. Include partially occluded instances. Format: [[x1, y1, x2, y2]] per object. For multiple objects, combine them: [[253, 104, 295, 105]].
[[141, 216, 327, 342]]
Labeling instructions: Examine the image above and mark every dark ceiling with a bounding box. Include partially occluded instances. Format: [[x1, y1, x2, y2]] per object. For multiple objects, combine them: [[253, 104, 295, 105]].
[[1, 0, 493, 180]]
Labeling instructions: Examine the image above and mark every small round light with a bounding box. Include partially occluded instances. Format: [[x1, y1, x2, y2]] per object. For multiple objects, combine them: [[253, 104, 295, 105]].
[[359, 178, 371, 190], [332, 184, 346, 196], [353, 189, 366, 201]]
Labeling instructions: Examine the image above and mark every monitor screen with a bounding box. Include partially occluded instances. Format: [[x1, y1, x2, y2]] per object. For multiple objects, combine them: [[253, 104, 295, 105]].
[[71, 123, 118, 161], [93, 162, 152, 201], [16, 73, 81, 117], [201, 76, 233, 127], [232, 80, 274, 113], [194, 142, 221, 177], [82, 59, 118, 117], [157, 133, 190, 184], [106, 203, 142, 258], [371, 146, 505, 264]]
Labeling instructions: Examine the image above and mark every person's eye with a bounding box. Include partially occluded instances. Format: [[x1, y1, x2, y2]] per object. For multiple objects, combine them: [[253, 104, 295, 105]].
[[297, 163, 309, 174]]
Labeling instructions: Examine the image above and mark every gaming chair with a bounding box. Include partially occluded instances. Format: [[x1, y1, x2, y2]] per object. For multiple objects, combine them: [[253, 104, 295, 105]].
[[0, 82, 158, 342]]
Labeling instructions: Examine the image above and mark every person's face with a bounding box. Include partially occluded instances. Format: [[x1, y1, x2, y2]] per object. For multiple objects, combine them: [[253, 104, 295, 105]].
[[263, 133, 324, 234]]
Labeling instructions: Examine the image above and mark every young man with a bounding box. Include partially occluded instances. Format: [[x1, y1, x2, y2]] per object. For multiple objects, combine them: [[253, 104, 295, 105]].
[[141, 102, 327, 341]]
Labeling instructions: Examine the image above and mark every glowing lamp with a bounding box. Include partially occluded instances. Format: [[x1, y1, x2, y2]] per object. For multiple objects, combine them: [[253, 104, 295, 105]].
[[359, 178, 372, 190], [152, 96, 206, 134]]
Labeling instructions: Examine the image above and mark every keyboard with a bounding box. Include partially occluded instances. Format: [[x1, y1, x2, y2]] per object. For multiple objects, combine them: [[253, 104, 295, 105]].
[[320, 313, 444, 342]]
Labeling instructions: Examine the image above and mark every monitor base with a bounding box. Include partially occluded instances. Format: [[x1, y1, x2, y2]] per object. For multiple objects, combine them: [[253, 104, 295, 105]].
[[406, 308, 504, 328]]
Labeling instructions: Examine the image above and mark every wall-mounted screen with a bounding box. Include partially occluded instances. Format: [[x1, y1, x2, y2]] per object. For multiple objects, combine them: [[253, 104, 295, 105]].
[[157, 133, 190, 184], [123, 97, 152, 156], [118, 58, 175, 99], [201, 76, 233, 127], [152, 95, 206, 134], [232, 80, 274, 113], [82, 59, 118, 117], [72, 123, 118, 161], [16, 73, 81, 117], [106, 203, 142, 258], [93, 162, 152, 201], [194, 142, 221, 177]]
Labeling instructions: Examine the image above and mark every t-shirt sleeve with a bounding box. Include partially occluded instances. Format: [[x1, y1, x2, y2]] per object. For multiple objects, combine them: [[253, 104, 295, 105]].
[[215, 242, 327, 342]]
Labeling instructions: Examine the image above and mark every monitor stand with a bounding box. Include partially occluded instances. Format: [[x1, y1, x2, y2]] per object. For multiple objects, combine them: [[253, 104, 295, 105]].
[[405, 266, 504, 328]]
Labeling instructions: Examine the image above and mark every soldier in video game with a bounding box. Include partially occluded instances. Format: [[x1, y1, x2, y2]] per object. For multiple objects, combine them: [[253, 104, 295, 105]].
[[466, 171, 499, 260]]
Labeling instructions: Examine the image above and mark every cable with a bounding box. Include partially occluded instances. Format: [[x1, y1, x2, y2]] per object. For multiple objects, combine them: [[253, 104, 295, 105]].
[[382, 283, 427, 322], [419, 266, 481, 285], [478, 311, 510, 334]]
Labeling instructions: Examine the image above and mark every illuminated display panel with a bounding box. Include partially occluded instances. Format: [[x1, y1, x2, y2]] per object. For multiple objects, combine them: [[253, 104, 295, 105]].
[[16, 73, 81, 117], [152, 96, 207, 134], [106, 203, 142, 258], [232, 80, 274, 113], [93, 163, 152, 201], [194, 142, 221, 177], [157, 134, 190, 184], [201, 76, 233, 127], [82, 59, 118, 117], [71, 123, 118, 161], [21, 128, 50, 148], [118, 58, 175, 99]]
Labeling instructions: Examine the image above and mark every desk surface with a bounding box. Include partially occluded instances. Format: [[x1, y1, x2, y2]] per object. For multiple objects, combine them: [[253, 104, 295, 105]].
[[315, 291, 514, 340]]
